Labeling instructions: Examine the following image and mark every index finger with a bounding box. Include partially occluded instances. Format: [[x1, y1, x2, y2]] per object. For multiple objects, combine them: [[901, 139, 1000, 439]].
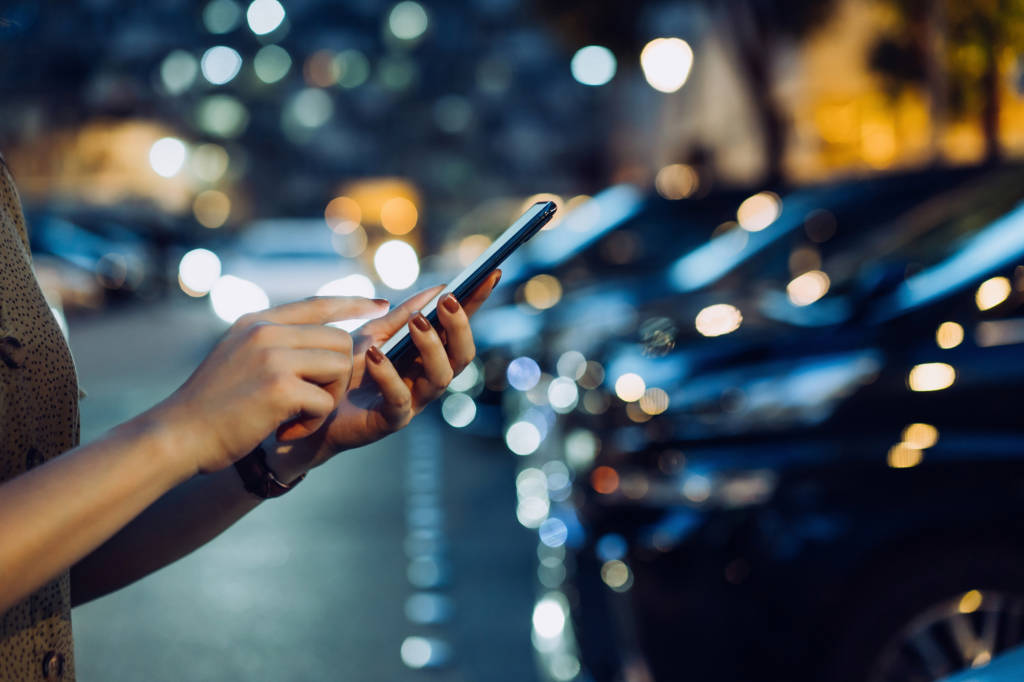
[[460, 269, 502, 318], [238, 296, 390, 327]]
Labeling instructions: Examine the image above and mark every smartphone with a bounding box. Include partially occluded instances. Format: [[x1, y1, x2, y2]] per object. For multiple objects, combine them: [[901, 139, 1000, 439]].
[[380, 200, 557, 368]]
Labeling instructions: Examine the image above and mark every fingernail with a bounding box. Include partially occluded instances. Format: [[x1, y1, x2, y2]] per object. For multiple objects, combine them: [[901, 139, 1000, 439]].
[[442, 294, 460, 313], [492, 270, 502, 288], [373, 298, 390, 307], [412, 313, 431, 332], [367, 345, 384, 364]]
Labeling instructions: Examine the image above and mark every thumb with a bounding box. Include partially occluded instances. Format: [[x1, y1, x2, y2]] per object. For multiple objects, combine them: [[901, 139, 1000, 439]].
[[241, 296, 390, 327]]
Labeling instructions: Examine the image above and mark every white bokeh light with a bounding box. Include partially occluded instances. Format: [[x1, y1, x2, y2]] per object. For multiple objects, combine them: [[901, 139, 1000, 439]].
[[178, 248, 222, 295], [317, 274, 377, 331], [374, 240, 420, 290], [389, 1, 428, 41], [201, 46, 243, 85], [210, 275, 269, 323], [246, 0, 285, 35], [547, 377, 579, 413], [532, 596, 567, 639], [441, 393, 477, 428], [506, 421, 542, 456], [640, 37, 693, 93], [570, 45, 616, 86], [160, 50, 199, 94], [254, 44, 291, 83], [149, 137, 187, 178]]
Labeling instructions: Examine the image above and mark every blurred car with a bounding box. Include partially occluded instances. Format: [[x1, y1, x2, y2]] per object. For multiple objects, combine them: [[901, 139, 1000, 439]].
[[506, 164, 1024, 682]]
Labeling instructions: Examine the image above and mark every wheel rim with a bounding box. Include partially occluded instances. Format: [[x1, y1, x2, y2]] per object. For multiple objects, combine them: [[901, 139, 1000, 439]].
[[870, 590, 1024, 682]]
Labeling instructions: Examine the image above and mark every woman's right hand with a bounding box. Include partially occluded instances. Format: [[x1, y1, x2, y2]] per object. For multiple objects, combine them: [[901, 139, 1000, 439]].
[[153, 296, 389, 477]]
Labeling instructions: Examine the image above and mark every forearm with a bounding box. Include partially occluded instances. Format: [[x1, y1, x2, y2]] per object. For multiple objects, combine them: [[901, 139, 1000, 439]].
[[0, 410, 192, 613], [70, 436, 310, 606]]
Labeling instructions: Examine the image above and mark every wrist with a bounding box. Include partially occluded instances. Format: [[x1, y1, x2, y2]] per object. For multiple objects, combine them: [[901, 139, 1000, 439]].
[[262, 436, 315, 484]]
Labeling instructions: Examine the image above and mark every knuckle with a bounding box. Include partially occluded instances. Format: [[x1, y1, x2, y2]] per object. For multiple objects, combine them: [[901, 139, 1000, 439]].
[[246, 321, 275, 344]]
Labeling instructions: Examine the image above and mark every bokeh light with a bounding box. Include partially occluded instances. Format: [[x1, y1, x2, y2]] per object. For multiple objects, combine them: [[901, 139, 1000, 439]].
[[547, 377, 579, 413], [887, 443, 923, 468], [201, 46, 243, 85], [374, 240, 420, 289], [246, 0, 286, 35], [190, 143, 230, 182], [639, 387, 670, 415], [737, 191, 782, 231], [506, 421, 542, 455], [591, 466, 619, 494], [565, 429, 598, 470], [556, 350, 586, 381], [160, 51, 198, 95], [640, 38, 693, 93], [192, 189, 231, 228], [325, 196, 362, 234], [908, 362, 956, 392], [695, 303, 742, 337], [532, 596, 566, 639], [902, 423, 939, 449], [448, 360, 481, 393], [507, 357, 541, 391], [523, 274, 562, 310], [787, 270, 831, 306], [389, 1, 429, 41], [570, 45, 616, 86], [149, 137, 187, 178], [203, 0, 243, 34], [336, 49, 370, 88], [655, 163, 699, 200], [254, 44, 292, 83], [600, 560, 631, 590], [936, 321, 964, 349], [304, 49, 341, 87], [317, 274, 376, 331], [196, 94, 250, 138], [210, 275, 269, 323], [614, 373, 646, 402], [380, 196, 418, 235], [457, 234, 491, 266], [178, 248, 222, 296], [286, 88, 334, 129], [400, 636, 450, 669], [976, 276, 1011, 311], [441, 393, 477, 428]]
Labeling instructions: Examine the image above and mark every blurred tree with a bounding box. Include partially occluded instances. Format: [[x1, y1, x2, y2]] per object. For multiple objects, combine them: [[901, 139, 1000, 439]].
[[870, 0, 1024, 163], [536, 0, 841, 185]]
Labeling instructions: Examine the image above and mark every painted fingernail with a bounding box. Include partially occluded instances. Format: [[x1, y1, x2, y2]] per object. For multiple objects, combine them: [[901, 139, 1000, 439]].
[[442, 294, 460, 313], [373, 298, 390, 307], [367, 345, 384, 364], [412, 313, 431, 332], [492, 270, 502, 287]]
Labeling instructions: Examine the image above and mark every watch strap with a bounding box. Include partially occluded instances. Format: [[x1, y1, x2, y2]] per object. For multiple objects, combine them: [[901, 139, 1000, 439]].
[[234, 443, 305, 499]]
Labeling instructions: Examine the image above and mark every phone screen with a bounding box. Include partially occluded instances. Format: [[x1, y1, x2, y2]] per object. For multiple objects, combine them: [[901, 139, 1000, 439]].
[[380, 200, 557, 367]]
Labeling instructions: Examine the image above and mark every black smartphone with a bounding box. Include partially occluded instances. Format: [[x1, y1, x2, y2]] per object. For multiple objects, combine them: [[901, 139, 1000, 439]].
[[379, 200, 557, 368]]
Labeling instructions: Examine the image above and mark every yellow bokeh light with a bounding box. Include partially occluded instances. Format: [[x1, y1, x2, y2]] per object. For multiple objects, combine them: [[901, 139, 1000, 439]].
[[341, 177, 420, 227], [380, 196, 418, 235], [614, 373, 646, 402], [626, 401, 652, 423], [695, 303, 742, 337], [654, 164, 699, 200], [457, 234, 491, 266], [887, 443, 923, 469], [787, 270, 830, 306], [325, 196, 362, 234], [901, 423, 938, 450], [192, 189, 231, 228], [908, 362, 956, 392], [976, 276, 1011, 311], [600, 560, 630, 589], [959, 589, 983, 614], [737, 191, 781, 232], [523, 274, 562, 310], [936, 321, 964, 349], [639, 387, 670, 415]]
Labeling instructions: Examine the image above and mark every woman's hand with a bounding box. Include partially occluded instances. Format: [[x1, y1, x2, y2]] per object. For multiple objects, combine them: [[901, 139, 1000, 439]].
[[267, 271, 500, 475], [153, 296, 388, 477]]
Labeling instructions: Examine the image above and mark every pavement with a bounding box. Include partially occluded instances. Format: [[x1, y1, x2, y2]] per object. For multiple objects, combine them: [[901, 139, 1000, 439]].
[[66, 298, 540, 682]]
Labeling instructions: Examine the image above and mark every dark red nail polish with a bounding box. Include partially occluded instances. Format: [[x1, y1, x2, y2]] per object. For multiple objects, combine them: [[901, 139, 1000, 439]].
[[442, 294, 460, 313], [413, 313, 431, 331], [367, 345, 384, 364], [492, 270, 502, 288], [372, 298, 390, 307]]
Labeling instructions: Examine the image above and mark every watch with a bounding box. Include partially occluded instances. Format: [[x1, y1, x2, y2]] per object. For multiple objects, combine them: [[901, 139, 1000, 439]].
[[234, 443, 305, 499]]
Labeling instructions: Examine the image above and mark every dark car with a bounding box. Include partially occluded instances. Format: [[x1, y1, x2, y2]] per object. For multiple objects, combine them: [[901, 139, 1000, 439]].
[[514, 164, 1024, 682]]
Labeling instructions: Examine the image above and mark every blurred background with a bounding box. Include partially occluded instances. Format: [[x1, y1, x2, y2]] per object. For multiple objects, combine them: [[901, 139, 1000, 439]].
[[4, 0, 1024, 680]]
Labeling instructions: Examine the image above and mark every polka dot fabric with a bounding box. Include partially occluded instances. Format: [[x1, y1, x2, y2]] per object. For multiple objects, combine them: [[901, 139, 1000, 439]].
[[0, 159, 79, 681]]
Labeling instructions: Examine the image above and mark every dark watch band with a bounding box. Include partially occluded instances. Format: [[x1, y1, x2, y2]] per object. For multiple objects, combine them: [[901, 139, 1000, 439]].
[[234, 444, 305, 499]]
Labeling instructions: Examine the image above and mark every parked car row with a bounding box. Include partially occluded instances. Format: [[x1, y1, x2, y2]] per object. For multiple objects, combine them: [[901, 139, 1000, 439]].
[[464, 164, 1024, 682]]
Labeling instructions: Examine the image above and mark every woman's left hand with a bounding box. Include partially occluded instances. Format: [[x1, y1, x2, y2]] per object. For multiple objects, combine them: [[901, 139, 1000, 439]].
[[265, 270, 500, 477]]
